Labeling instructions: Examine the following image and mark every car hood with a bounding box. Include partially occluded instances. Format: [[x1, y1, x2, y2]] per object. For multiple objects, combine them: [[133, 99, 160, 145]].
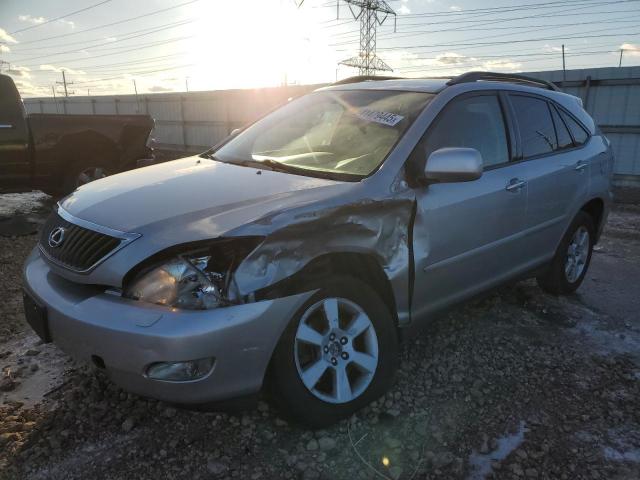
[[59, 156, 347, 234]]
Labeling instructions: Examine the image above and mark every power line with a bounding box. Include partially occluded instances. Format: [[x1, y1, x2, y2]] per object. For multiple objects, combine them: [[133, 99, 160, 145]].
[[9, 0, 113, 35], [375, 31, 640, 53], [9, 18, 196, 53], [332, 0, 640, 42], [18, 35, 194, 68], [10, 0, 202, 46]]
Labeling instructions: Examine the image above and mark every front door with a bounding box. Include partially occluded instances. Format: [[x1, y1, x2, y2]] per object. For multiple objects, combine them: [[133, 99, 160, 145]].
[[410, 92, 529, 321]]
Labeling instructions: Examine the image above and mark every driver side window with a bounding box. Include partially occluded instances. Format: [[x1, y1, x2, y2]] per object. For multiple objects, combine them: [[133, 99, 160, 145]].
[[412, 94, 510, 178]]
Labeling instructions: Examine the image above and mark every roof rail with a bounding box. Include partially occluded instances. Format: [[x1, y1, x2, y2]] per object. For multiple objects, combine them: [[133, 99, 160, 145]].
[[446, 71, 561, 92], [332, 75, 404, 86]]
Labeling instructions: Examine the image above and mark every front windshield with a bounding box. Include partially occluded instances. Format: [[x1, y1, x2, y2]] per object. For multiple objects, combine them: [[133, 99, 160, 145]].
[[213, 89, 433, 179]]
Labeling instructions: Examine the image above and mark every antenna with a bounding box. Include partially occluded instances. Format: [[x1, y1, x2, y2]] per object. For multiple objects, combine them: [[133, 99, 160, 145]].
[[338, 0, 396, 75]]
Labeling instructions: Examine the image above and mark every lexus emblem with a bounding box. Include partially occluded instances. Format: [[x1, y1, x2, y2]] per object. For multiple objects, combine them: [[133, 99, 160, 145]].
[[48, 226, 66, 248]]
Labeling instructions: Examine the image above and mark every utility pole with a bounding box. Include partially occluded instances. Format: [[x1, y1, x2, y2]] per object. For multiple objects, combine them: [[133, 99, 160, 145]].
[[338, 0, 397, 75], [185, 77, 189, 92], [562, 44, 566, 82], [52, 86, 59, 114], [56, 70, 74, 97], [133, 79, 140, 113], [619, 48, 624, 67]]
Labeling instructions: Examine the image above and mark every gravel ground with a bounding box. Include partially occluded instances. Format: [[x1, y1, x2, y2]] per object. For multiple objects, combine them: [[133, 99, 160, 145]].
[[1, 194, 639, 480]]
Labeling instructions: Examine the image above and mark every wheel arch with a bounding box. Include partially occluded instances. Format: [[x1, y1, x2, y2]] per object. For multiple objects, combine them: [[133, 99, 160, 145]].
[[580, 197, 606, 242], [255, 251, 400, 328]]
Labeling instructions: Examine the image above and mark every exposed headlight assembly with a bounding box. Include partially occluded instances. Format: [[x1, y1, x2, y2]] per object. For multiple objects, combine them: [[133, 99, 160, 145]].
[[123, 237, 264, 310], [125, 255, 224, 309]]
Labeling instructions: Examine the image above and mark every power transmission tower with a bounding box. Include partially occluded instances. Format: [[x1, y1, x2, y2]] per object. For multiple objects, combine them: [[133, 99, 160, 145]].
[[0, 60, 10, 73], [56, 70, 75, 97], [338, 0, 396, 75]]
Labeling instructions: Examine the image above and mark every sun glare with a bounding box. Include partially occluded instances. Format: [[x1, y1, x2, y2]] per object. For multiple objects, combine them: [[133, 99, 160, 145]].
[[184, 0, 339, 91]]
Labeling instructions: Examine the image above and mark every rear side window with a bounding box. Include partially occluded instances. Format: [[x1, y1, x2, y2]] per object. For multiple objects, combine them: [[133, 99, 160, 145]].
[[423, 94, 509, 168], [510, 95, 557, 158], [558, 109, 589, 145], [549, 104, 573, 150]]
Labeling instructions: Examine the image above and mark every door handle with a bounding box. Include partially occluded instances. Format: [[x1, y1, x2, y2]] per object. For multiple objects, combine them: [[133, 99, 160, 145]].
[[505, 178, 526, 192], [0, 124, 14, 129], [575, 161, 588, 171]]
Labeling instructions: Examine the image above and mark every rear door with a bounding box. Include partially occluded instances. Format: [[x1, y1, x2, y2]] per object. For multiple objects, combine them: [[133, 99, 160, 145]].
[[506, 93, 591, 264], [0, 75, 30, 188], [410, 92, 532, 320]]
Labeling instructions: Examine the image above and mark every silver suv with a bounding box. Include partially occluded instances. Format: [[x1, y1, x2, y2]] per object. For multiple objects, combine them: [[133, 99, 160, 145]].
[[23, 72, 613, 427]]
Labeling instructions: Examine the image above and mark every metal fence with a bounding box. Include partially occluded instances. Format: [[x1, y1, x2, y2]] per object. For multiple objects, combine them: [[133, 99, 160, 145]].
[[23, 67, 640, 186]]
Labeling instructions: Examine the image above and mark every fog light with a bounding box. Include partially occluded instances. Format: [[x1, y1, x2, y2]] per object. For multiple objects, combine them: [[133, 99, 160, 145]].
[[146, 358, 214, 381]]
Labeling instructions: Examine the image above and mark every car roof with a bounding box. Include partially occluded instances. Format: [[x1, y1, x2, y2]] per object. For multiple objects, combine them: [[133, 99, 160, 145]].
[[318, 78, 450, 94]]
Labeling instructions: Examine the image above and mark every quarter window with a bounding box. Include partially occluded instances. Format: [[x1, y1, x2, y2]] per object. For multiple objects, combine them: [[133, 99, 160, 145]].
[[510, 95, 557, 158], [422, 95, 509, 168], [559, 109, 589, 145], [550, 104, 573, 150]]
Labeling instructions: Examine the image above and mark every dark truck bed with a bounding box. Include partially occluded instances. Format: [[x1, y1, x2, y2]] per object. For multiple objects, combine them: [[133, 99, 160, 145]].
[[28, 113, 154, 190], [0, 73, 154, 195]]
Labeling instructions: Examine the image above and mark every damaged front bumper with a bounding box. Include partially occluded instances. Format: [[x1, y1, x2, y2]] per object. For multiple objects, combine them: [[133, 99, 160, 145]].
[[23, 249, 313, 404]]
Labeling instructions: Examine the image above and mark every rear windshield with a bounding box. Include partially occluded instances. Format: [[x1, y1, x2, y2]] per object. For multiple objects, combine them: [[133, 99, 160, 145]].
[[213, 90, 433, 179]]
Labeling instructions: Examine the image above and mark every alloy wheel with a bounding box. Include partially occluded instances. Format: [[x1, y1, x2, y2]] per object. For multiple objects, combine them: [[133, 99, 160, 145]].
[[565, 225, 590, 283], [294, 297, 379, 404], [76, 167, 109, 187]]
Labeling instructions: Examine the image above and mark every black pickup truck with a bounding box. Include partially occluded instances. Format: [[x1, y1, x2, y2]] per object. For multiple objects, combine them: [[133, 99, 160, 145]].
[[0, 74, 154, 195]]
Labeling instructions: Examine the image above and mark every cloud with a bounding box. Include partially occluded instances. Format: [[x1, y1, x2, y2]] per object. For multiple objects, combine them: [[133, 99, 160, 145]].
[[18, 14, 46, 24], [12, 78, 50, 98], [482, 59, 522, 71], [621, 43, 640, 56], [0, 28, 18, 44], [40, 64, 86, 75], [148, 85, 173, 92], [397, 5, 411, 14], [543, 44, 568, 53], [449, 5, 463, 11], [58, 19, 75, 29], [7, 65, 31, 79], [435, 52, 470, 65]]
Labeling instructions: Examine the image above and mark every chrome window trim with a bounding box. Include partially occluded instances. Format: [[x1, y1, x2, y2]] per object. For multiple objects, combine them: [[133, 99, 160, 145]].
[[38, 203, 142, 274]]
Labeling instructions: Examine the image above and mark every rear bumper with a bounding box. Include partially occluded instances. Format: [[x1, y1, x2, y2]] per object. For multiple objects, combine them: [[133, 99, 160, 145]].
[[23, 248, 312, 403]]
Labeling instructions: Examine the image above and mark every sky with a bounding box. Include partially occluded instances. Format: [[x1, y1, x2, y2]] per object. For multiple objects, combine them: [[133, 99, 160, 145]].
[[0, 0, 639, 98]]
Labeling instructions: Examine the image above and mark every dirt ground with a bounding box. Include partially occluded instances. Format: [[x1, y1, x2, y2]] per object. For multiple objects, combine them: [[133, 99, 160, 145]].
[[0, 193, 639, 480]]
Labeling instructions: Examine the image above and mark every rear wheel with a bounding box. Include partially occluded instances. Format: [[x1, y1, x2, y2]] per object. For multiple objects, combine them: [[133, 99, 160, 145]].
[[61, 159, 115, 194], [270, 276, 398, 428], [537, 211, 595, 294]]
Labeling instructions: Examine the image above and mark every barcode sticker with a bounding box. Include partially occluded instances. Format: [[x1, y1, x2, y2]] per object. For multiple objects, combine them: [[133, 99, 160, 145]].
[[356, 109, 404, 127]]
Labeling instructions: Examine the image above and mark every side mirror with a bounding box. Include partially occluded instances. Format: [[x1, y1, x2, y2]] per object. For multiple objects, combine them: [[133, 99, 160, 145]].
[[230, 128, 241, 137], [424, 147, 483, 183]]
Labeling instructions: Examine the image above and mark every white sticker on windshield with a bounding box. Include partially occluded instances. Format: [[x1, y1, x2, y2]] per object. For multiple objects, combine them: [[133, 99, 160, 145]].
[[356, 109, 404, 127]]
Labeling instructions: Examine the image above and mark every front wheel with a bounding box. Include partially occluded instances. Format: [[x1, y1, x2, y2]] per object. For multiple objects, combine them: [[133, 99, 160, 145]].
[[270, 276, 398, 428], [537, 211, 595, 294]]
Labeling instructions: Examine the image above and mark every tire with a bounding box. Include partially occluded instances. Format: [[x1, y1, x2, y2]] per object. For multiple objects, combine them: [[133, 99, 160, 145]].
[[63, 159, 114, 194], [537, 211, 595, 295], [269, 276, 399, 428]]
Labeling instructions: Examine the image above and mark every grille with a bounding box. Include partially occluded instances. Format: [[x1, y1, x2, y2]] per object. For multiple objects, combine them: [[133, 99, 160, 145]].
[[39, 211, 123, 272]]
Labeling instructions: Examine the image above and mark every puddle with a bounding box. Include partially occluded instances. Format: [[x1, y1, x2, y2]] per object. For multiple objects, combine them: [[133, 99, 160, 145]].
[[1, 332, 74, 407], [468, 421, 528, 480]]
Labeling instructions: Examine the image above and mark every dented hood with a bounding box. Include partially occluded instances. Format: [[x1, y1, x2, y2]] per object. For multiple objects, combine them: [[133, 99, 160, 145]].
[[59, 156, 346, 234]]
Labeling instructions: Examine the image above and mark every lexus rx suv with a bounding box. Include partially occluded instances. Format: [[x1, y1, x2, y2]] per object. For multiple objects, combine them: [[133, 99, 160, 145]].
[[23, 72, 613, 427]]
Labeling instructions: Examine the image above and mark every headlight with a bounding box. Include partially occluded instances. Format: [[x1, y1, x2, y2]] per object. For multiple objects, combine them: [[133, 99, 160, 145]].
[[124, 254, 223, 310]]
